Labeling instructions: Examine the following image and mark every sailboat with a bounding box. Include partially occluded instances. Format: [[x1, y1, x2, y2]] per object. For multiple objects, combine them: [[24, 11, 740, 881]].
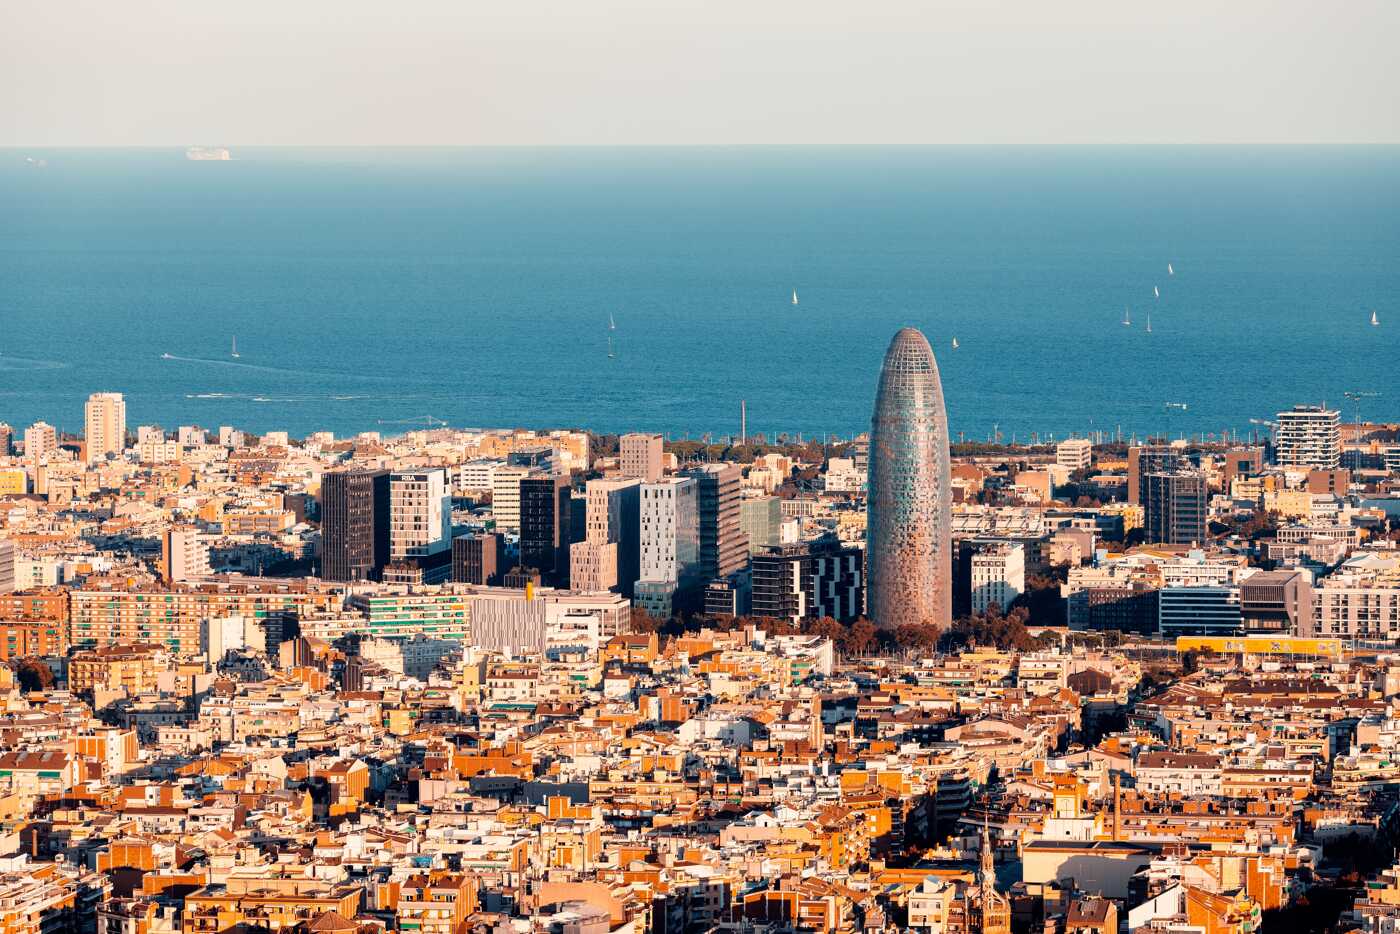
[[230, 336, 240, 359], [951, 337, 959, 349], [1122, 307, 1131, 326], [607, 314, 617, 358], [1168, 262, 1175, 276], [1372, 310, 1380, 326], [791, 289, 799, 306], [1146, 314, 1152, 333], [1153, 285, 1160, 299]]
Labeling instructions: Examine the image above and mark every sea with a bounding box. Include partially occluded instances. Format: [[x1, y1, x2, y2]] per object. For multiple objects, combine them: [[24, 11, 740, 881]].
[[2, 146, 1397, 445]]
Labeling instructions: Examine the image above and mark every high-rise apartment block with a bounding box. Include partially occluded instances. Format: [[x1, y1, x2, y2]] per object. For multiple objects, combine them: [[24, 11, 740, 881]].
[[751, 540, 864, 625], [620, 433, 664, 482], [321, 469, 391, 582], [1128, 446, 1184, 505], [1056, 438, 1093, 472], [162, 528, 211, 583], [84, 392, 126, 465], [0, 423, 12, 457], [491, 466, 531, 533], [24, 422, 57, 463], [1275, 405, 1340, 469], [969, 542, 1026, 615]]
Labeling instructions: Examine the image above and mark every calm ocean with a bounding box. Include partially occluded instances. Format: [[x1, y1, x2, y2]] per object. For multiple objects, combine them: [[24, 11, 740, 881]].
[[2, 146, 1397, 443]]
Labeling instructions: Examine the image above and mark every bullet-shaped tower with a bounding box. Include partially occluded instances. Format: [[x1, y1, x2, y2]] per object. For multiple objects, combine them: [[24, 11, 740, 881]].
[[866, 327, 952, 629]]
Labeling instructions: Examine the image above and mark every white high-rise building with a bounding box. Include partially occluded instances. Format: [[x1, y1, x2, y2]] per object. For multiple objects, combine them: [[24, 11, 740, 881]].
[[969, 542, 1026, 615], [1275, 405, 1340, 469], [390, 469, 452, 559], [490, 466, 530, 532], [84, 392, 126, 465], [1056, 438, 1093, 472], [620, 433, 664, 483], [23, 422, 57, 463], [0, 540, 15, 594], [163, 528, 210, 582], [639, 477, 698, 582]]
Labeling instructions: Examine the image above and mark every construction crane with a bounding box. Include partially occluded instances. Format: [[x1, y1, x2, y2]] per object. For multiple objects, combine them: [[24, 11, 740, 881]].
[[375, 415, 448, 427], [1247, 417, 1276, 446], [1344, 390, 1379, 424]]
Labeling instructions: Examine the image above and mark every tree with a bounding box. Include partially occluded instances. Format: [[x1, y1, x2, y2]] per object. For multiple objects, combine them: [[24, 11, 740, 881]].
[[628, 606, 660, 634], [12, 658, 54, 692], [840, 619, 878, 655]]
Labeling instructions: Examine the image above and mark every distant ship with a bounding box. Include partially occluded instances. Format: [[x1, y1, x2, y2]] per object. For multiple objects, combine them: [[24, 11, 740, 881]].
[[607, 314, 616, 358], [186, 146, 231, 161], [1373, 310, 1380, 326], [1168, 262, 1175, 276], [791, 289, 799, 306], [1122, 307, 1131, 326], [161, 353, 173, 359], [951, 337, 959, 349], [231, 336, 240, 358]]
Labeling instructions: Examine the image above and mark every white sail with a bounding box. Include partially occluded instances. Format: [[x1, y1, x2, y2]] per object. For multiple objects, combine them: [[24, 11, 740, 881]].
[[1122, 307, 1131, 326], [1168, 262, 1174, 276], [1372, 310, 1380, 326], [609, 314, 616, 331], [1146, 315, 1152, 333], [1153, 285, 1160, 299], [791, 289, 799, 306], [231, 336, 239, 358], [952, 338, 959, 349]]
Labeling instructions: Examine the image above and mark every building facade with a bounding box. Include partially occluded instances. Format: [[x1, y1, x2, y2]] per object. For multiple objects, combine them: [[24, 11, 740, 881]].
[[1275, 405, 1341, 469], [751, 540, 864, 625], [320, 469, 390, 582], [84, 392, 126, 465], [867, 327, 953, 629]]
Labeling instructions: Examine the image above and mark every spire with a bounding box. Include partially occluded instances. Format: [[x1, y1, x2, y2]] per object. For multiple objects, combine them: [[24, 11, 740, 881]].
[[980, 811, 994, 889]]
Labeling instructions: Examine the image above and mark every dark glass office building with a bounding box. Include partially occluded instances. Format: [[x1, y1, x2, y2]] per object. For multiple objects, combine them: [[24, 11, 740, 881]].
[[519, 474, 572, 585], [321, 469, 390, 582]]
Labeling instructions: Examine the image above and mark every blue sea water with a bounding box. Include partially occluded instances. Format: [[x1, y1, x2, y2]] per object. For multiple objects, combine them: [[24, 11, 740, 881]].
[[1, 146, 1397, 443]]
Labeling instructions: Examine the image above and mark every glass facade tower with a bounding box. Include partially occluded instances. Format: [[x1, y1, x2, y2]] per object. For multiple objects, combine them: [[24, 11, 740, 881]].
[[867, 327, 952, 629]]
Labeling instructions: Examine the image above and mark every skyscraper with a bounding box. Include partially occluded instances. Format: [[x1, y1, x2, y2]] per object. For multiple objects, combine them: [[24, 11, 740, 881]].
[[321, 469, 391, 582], [867, 327, 952, 629], [1143, 468, 1207, 545], [389, 470, 452, 560], [519, 473, 572, 585], [84, 392, 126, 465], [684, 464, 748, 581]]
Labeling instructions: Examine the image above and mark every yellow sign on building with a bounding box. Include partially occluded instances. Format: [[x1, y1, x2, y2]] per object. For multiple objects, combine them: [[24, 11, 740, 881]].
[[1176, 636, 1343, 658]]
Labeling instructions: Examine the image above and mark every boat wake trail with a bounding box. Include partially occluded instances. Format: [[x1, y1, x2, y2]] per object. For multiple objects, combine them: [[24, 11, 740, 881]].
[[0, 354, 68, 371]]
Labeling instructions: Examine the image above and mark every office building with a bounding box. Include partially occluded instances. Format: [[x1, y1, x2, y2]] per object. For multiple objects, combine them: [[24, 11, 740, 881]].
[[321, 469, 391, 582], [162, 528, 210, 583], [1143, 469, 1207, 545], [684, 464, 748, 581], [751, 540, 864, 625], [519, 474, 572, 585], [1056, 438, 1093, 472], [24, 422, 57, 463], [491, 465, 530, 533], [1275, 405, 1340, 469], [84, 392, 126, 465], [740, 496, 782, 555], [451, 533, 502, 585], [389, 470, 451, 560], [1158, 586, 1242, 637], [1239, 569, 1312, 635], [634, 477, 699, 617], [867, 327, 952, 629], [620, 432, 664, 482], [704, 573, 751, 617]]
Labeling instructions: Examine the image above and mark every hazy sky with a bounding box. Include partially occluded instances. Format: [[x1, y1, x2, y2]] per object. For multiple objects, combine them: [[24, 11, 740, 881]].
[[4, 0, 1398, 145]]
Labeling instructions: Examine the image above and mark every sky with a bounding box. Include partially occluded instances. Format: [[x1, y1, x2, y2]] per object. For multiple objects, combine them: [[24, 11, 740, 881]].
[[3, 0, 1398, 146]]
